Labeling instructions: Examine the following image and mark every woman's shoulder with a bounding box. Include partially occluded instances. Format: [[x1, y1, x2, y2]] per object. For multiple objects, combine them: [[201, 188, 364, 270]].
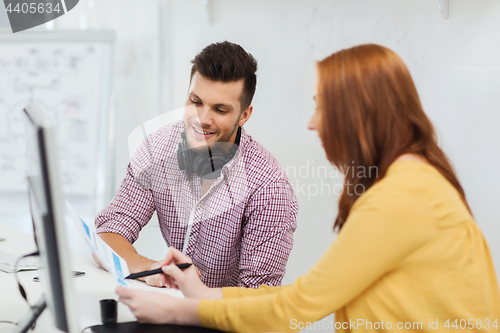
[[366, 160, 451, 196], [381, 160, 457, 199], [353, 160, 472, 228]]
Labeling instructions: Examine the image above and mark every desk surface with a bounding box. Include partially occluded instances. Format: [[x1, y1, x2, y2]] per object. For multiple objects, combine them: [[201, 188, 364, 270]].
[[0, 221, 215, 333]]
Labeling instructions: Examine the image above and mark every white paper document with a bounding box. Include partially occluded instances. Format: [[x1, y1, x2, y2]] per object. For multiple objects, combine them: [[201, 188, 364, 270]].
[[65, 201, 130, 286]]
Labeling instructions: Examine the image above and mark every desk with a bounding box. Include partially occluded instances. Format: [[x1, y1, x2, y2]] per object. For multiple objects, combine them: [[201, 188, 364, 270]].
[[0, 222, 220, 333]]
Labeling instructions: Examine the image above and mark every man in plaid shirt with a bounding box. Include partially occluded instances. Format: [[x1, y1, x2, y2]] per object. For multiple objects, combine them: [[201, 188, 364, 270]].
[[95, 42, 298, 288]]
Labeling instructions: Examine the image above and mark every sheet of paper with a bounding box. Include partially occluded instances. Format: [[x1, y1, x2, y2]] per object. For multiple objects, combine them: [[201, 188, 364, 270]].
[[65, 201, 130, 286]]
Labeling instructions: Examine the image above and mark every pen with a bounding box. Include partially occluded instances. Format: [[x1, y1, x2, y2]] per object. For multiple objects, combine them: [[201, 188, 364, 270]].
[[125, 263, 192, 280], [34, 270, 85, 282]]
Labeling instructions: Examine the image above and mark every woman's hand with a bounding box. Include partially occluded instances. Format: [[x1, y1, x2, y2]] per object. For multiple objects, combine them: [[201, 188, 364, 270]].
[[116, 286, 201, 326], [143, 247, 198, 288], [159, 247, 222, 299], [116, 287, 176, 324]]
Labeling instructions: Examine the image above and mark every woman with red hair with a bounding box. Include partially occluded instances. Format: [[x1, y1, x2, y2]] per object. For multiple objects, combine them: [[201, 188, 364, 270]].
[[117, 44, 500, 332]]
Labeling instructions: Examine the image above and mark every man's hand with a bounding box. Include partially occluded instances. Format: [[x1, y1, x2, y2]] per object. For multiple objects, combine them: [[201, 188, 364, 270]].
[[144, 261, 168, 287], [158, 247, 222, 299], [145, 248, 200, 288], [92, 252, 104, 269], [97, 233, 165, 287]]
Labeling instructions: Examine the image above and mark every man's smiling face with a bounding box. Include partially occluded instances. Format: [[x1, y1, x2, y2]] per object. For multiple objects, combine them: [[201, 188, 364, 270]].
[[183, 72, 252, 151]]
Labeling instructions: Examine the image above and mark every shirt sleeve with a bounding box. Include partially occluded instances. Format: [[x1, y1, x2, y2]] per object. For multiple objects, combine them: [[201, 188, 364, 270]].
[[95, 137, 156, 244], [198, 183, 438, 332], [237, 179, 298, 288]]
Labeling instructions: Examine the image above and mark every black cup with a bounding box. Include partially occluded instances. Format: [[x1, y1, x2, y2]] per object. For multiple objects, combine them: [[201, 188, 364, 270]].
[[100, 299, 117, 325]]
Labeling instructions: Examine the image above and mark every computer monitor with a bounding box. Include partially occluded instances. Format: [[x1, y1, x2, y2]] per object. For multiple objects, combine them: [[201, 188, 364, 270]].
[[20, 104, 80, 333]]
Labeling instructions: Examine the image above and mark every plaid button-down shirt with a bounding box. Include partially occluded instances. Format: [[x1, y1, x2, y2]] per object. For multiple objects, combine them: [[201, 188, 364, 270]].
[[95, 121, 298, 288]]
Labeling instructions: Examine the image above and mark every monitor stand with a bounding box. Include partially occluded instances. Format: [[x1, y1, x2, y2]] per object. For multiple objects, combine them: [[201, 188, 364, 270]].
[[13, 295, 47, 333]]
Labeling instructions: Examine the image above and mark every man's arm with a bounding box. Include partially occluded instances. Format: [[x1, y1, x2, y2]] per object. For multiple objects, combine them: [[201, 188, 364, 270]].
[[95, 162, 156, 265], [94, 135, 167, 285], [98, 233, 156, 273], [238, 179, 298, 288]]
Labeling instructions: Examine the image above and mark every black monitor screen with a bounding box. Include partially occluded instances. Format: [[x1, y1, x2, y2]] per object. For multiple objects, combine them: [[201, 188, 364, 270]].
[[23, 104, 79, 333]]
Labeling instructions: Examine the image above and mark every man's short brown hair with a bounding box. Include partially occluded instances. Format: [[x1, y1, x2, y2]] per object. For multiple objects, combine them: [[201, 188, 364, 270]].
[[190, 41, 258, 111]]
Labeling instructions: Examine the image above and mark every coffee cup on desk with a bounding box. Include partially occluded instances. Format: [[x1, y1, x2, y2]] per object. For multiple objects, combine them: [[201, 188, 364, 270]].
[[100, 299, 117, 325]]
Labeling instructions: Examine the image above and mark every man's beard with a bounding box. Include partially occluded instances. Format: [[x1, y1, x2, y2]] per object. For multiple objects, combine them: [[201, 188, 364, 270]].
[[217, 123, 239, 145]]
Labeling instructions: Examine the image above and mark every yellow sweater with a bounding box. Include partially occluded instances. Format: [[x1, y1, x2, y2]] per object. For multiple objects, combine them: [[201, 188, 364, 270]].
[[198, 161, 500, 332]]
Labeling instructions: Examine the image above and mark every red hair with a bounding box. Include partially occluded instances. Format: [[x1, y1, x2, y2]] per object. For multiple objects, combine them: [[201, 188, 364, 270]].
[[315, 44, 471, 230]]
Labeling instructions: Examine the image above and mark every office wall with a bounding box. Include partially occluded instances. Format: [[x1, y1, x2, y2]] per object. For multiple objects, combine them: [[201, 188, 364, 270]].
[[56, 0, 500, 310], [161, 0, 500, 284], [55, 0, 162, 195], [0, 2, 8, 28]]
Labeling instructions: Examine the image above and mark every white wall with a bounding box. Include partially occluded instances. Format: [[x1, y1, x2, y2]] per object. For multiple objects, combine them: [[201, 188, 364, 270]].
[[161, 0, 500, 283], [54, 1, 500, 327], [55, 0, 163, 193]]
